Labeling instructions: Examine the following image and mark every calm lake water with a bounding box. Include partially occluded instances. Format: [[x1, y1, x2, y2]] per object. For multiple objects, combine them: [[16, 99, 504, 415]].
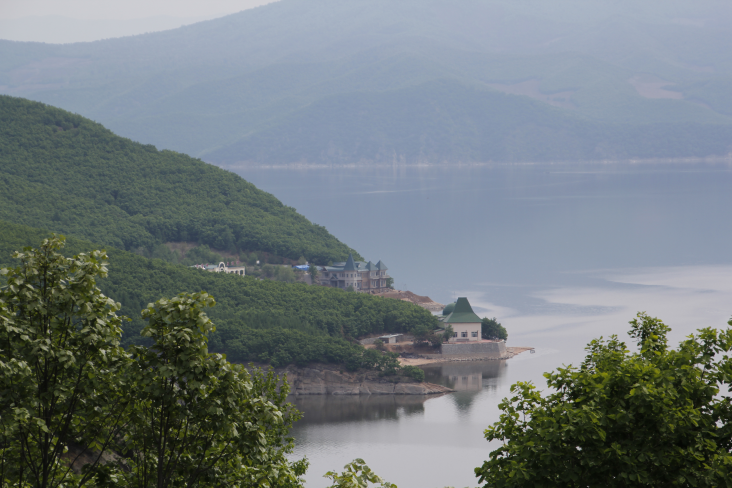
[[230, 161, 732, 488]]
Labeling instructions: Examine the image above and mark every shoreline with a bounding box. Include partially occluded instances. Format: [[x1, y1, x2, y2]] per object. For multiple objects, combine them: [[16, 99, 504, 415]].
[[221, 156, 732, 171], [398, 346, 534, 366]]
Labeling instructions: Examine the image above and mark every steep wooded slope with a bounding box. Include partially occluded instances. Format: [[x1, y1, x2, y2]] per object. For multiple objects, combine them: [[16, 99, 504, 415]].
[[0, 221, 437, 364], [0, 95, 356, 263]]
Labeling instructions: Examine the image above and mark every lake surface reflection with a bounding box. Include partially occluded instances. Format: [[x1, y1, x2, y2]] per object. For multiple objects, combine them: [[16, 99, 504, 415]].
[[229, 161, 732, 487], [291, 394, 435, 426], [423, 360, 507, 393], [289, 360, 513, 488]]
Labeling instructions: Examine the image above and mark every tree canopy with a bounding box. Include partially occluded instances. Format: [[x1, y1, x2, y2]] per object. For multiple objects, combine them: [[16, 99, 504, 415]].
[[0, 223, 434, 377], [0, 95, 359, 264], [481, 317, 507, 341], [324, 459, 396, 488], [0, 236, 130, 487], [0, 236, 308, 487], [476, 313, 732, 487]]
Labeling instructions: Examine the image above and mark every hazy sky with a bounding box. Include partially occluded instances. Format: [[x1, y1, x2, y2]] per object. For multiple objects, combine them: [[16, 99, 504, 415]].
[[0, 0, 278, 20], [0, 0, 280, 43]]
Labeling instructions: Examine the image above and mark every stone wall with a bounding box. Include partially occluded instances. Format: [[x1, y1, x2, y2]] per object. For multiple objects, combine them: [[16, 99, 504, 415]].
[[441, 341, 507, 358]]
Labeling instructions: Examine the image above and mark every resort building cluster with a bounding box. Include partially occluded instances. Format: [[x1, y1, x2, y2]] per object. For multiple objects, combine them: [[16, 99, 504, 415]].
[[190, 253, 392, 295], [318, 254, 391, 293], [192, 261, 246, 275]]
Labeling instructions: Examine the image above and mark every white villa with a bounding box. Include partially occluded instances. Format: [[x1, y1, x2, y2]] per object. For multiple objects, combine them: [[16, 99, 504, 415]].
[[194, 261, 246, 276], [318, 254, 391, 293], [443, 297, 482, 342]]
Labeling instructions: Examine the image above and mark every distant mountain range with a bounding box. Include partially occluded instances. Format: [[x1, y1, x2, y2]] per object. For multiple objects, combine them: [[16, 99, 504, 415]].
[[2, 0, 732, 164]]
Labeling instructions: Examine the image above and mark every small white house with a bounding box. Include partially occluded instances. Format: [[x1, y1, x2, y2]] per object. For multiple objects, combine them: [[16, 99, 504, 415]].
[[204, 262, 246, 276], [443, 297, 481, 342]]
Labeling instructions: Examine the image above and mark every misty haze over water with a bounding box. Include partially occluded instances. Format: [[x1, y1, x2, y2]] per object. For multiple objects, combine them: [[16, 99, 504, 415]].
[[238, 161, 732, 487]]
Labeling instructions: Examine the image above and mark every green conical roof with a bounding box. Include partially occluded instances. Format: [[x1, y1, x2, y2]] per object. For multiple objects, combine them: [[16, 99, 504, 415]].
[[444, 297, 482, 324], [343, 253, 357, 271], [376, 260, 388, 270]]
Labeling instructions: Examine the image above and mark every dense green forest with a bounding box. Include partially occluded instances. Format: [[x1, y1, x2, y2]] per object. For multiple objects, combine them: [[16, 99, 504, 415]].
[[2, 0, 732, 164], [0, 221, 438, 370], [0, 95, 358, 264]]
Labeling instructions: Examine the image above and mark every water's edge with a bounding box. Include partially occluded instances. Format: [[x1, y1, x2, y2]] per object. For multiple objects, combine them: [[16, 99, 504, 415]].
[[265, 363, 455, 395]]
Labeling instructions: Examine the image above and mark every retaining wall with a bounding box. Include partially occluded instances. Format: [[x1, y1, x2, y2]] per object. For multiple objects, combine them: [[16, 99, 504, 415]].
[[441, 341, 507, 358]]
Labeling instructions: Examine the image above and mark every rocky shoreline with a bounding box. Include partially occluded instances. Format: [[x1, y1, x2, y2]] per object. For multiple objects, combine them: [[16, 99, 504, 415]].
[[272, 364, 455, 395], [399, 346, 534, 365], [256, 347, 534, 395]]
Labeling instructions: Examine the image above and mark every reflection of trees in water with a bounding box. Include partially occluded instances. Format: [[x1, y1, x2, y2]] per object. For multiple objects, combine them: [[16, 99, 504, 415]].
[[291, 363, 508, 426], [422, 361, 508, 413], [289, 394, 439, 425], [451, 391, 477, 412]]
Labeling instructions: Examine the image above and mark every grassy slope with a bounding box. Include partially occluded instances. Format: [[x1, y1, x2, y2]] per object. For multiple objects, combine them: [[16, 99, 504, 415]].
[[0, 95, 358, 263], [0, 220, 438, 365]]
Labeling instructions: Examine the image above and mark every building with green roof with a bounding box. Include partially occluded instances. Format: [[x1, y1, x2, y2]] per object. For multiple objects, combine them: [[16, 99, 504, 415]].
[[443, 297, 482, 342], [318, 253, 391, 293]]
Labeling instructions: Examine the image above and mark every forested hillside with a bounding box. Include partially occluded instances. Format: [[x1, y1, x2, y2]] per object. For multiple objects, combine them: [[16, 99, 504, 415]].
[[206, 79, 732, 164], [0, 96, 356, 263], [0, 221, 438, 367], [2, 0, 732, 164]]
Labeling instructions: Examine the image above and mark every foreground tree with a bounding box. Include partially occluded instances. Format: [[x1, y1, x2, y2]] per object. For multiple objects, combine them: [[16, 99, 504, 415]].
[[0, 236, 131, 487], [1, 237, 307, 488], [324, 459, 396, 488], [99, 292, 307, 488], [476, 313, 732, 487]]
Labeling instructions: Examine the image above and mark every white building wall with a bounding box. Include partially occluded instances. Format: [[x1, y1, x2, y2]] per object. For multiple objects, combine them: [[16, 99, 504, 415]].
[[448, 322, 481, 342], [211, 262, 246, 276]]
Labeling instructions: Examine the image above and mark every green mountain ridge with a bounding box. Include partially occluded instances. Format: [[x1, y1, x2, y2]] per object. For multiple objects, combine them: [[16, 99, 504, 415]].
[[0, 95, 357, 263], [0, 95, 438, 371], [2, 0, 732, 164]]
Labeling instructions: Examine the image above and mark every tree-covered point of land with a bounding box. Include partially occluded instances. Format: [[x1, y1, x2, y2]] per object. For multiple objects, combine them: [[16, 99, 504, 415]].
[[0, 95, 359, 264], [0, 221, 437, 376], [476, 313, 732, 487]]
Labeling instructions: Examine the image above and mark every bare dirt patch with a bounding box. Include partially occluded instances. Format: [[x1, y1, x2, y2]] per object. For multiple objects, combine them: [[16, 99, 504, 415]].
[[628, 75, 683, 100], [373, 289, 444, 311]]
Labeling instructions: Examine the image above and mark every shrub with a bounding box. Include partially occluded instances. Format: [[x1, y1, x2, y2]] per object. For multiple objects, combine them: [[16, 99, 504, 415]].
[[401, 365, 425, 382]]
